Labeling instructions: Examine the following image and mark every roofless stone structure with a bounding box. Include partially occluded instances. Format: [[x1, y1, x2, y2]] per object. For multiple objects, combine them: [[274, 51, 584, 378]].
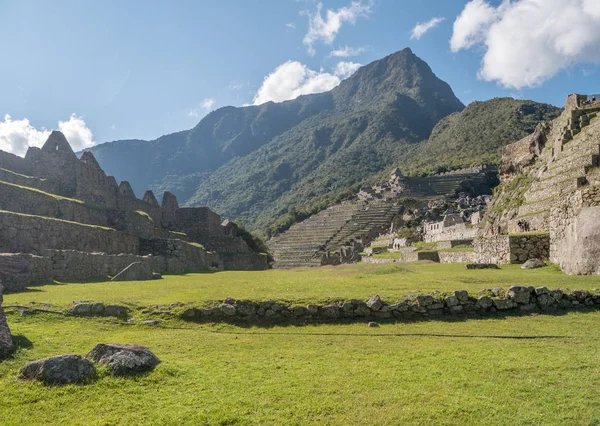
[[0, 131, 268, 291]]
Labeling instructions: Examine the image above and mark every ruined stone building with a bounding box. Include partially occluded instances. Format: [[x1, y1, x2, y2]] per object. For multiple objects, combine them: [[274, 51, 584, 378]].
[[476, 94, 600, 273], [0, 131, 268, 291]]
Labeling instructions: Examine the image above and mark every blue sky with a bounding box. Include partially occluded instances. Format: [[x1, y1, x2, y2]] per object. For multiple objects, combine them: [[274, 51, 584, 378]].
[[1, 0, 599, 154]]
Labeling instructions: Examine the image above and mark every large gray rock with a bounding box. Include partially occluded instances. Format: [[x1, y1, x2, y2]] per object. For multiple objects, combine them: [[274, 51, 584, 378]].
[[0, 286, 15, 360], [111, 262, 152, 282], [559, 207, 600, 275], [86, 343, 161, 375], [521, 259, 545, 269], [19, 355, 96, 384]]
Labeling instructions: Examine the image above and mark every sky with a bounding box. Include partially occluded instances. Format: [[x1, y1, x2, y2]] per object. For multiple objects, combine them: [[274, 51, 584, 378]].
[[1, 0, 600, 155]]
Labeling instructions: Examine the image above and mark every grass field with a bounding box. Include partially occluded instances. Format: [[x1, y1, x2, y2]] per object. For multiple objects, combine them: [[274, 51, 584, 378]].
[[2, 262, 600, 425], [5, 262, 600, 308]]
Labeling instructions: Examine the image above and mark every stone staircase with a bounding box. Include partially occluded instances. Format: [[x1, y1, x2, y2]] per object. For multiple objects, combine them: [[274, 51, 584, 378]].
[[268, 200, 402, 268]]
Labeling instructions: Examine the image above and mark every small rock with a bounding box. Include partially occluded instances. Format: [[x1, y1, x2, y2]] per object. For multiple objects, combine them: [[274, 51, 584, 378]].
[[140, 320, 161, 326], [19, 355, 96, 385], [476, 296, 493, 309], [366, 295, 383, 311], [521, 259, 545, 269], [104, 305, 129, 318], [444, 295, 459, 307], [221, 304, 237, 317], [367, 322, 379, 328], [151, 272, 162, 280], [416, 295, 435, 306], [454, 290, 469, 303], [86, 343, 161, 375]]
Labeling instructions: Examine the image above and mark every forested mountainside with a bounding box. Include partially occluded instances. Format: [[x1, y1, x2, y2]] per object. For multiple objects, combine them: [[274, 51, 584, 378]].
[[89, 48, 559, 232]]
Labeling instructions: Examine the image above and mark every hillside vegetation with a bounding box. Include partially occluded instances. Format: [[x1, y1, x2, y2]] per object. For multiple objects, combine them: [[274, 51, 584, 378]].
[[89, 49, 560, 232]]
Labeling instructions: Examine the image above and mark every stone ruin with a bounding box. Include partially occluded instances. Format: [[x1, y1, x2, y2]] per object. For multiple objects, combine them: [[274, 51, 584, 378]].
[[475, 94, 600, 273], [0, 131, 268, 291]]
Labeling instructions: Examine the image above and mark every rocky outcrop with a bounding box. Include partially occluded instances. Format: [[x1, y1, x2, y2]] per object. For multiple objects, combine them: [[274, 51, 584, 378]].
[[19, 355, 96, 385], [111, 262, 153, 282], [86, 343, 161, 375], [0, 285, 15, 360]]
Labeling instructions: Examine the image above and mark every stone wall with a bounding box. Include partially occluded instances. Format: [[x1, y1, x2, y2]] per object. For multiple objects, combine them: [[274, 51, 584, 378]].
[[0, 150, 33, 176], [549, 187, 600, 274], [180, 286, 600, 324], [0, 211, 139, 256], [0, 243, 220, 292], [76, 153, 119, 209], [0, 168, 56, 193], [475, 234, 549, 264], [438, 251, 476, 263]]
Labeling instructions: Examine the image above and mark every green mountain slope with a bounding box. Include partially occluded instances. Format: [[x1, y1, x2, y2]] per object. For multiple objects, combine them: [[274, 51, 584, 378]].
[[88, 49, 560, 233], [403, 98, 561, 174], [90, 48, 465, 229]]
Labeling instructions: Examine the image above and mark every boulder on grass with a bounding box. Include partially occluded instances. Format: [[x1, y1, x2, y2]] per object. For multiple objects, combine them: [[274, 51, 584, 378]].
[[86, 343, 161, 375], [521, 259, 545, 269], [111, 262, 153, 282], [0, 286, 15, 360], [19, 355, 96, 385]]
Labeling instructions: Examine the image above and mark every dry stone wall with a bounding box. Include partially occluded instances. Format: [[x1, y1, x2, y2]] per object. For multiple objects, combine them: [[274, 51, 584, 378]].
[[0, 211, 139, 256], [474, 234, 549, 264], [180, 286, 600, 324]]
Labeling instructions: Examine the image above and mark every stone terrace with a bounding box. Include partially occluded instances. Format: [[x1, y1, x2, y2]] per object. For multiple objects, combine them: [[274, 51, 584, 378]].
[[0, 131, 268, 291]]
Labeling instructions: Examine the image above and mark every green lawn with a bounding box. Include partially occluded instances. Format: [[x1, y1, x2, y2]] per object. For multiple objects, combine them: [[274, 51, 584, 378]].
[[5, 262, 600, 308], [2, 263, 600, 424], [1, 311, 600, 425]]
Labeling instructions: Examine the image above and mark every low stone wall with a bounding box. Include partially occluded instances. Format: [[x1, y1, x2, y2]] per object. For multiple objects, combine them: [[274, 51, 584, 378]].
[[361, 257, 399, 264], [437, 239, 473, 249], [0, 243, 221, 292], [180, 286, 600, 323], [474, 234, 549, 264], [0, 211, 139, 256], [438, 251, 476, 263]]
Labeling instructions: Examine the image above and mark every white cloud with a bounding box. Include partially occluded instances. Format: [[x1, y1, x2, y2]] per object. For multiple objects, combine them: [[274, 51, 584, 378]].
[[329, 45, 366, 57], [450, 0, 600, 89], [410, 17, 445, 40], [286, 22, 296, 29], [58, 114, 95, 151], [230, 82, 244, 91], [303, 1, 373, 55], [450, 0, 498, 51], [252, 61, 341, 105], [334, 61, 361, 79], [188, 98, 215, 118], [0, 113, 95, 157]]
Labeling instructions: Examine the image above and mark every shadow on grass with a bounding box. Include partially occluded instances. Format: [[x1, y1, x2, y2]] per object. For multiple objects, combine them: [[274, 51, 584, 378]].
[[12, 334, 33, 350]]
